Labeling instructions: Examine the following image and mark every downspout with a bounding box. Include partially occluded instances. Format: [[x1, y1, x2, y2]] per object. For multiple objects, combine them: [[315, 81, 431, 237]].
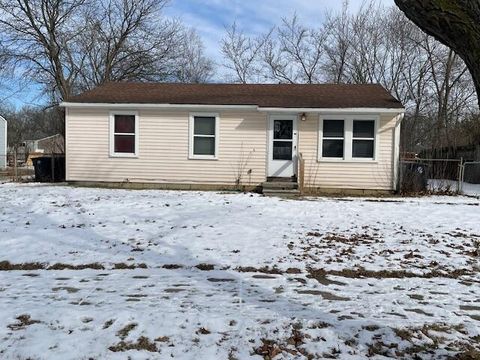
[[393, 112, 405, 192]]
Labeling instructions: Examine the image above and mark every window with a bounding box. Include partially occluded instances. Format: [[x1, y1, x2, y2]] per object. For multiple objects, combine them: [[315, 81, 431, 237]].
[[319, 116, 378, 161], [352, 120, 375, 158], [189, 113, 219, 159], [322, 120, 344, 158], [110, 112, 138, 157], [273, 120, 294, 160]]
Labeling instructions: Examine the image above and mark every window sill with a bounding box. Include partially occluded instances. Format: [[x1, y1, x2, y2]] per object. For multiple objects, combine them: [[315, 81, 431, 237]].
[[109, 153, 139, 159], [188, 156, 218, 161]]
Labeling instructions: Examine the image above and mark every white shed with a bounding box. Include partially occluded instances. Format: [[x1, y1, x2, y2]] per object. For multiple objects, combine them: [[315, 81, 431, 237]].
[[0, 116, 6, 169]]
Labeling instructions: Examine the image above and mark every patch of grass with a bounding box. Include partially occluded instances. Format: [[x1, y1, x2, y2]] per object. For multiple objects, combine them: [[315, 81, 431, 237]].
[[155, 336, 170, 342], [307, 267, 473, 280], [455, 347, 480, 360], [254, 339, 282, 359], [0, 261, 45, 270], [162, 264, 183, 269], [195, 263, 215, 271], [235, 266, 283, 275], [103, 319, 115, 329], [253, 328, 313, 360], [48, 263, 104, 270], [197, 327, 211, 335], [52, 286, 80, 293], [8, 314, 41, 330], [116, 323, 137, 340], [363, 325, 380, 332], [285, 268, 302, 274], [392, 323, 472, 358], [113, 263, 147, 270], [109, 336, 158, 352]]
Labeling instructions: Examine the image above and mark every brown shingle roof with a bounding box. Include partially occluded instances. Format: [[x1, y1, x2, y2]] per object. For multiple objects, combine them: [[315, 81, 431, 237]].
[[66, 82, 403, 109]]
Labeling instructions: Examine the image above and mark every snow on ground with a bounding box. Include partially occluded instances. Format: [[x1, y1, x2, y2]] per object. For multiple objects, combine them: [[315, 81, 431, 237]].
[[428, 178, 480, 197], [462, 182, 480, 197], [0, 184, 479, 359]]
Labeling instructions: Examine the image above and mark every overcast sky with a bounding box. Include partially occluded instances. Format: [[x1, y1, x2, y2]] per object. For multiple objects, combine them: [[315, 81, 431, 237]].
[[3, 0, 396, 108]]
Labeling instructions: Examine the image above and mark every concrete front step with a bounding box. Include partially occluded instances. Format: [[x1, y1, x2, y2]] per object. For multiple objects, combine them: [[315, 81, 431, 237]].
[[262, 188, 301, 197], [266, 176, 297, 183], [262, 181, 298, 190]]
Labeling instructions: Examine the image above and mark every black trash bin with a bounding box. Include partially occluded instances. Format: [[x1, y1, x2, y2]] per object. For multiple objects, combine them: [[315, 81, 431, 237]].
[[401, 162, 428, 193], [32, 156, 65, 182]]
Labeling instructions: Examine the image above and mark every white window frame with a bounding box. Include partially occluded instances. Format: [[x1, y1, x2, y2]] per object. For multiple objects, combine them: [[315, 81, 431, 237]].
[[318, 115, 345, 161], [189, 112, 219, 160], [318, 114, 379, 162], [109, 111, 139, 158], [352, 118, 377, 160]]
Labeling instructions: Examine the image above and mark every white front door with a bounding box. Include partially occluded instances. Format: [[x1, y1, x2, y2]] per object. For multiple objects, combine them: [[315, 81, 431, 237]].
[[268, 115, 298, 177]]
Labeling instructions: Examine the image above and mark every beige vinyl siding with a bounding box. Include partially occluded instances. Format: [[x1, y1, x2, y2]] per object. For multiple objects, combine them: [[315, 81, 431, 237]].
[[66, 108, 267, 185], [299, 113, 397, 190], [66, 107, 400, 190]]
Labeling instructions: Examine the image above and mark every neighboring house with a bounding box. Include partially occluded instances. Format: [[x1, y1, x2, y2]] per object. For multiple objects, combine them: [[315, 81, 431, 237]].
[[25, 134, 65, 167], [10, 134, 65, 167], [24, 134, 65, 154], [61, 83, 405, 194], [0, 116, 6, 169]]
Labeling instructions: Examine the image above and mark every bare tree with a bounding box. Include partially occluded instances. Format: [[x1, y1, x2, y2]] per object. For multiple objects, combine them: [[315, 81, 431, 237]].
[[221, 22, 270, 83], [0, 0, 213, 101], [75, 0, 184, 91], [322, 1, 351, 83], [0, 0, 88, 101], [262, 14, 327, 84], [220, 2, 478, 154], [174, 29, 214, 83]]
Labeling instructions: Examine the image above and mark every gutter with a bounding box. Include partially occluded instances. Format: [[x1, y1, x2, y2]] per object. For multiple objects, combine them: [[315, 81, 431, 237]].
[[257, 107, 405, 114], [59, 102, 258, 110], [60, 102, 405, 114]]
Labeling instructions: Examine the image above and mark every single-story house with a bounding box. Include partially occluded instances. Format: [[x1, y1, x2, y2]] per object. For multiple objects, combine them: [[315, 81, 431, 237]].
[[0, 116, 6, 169], [60, 83, 405, 195]]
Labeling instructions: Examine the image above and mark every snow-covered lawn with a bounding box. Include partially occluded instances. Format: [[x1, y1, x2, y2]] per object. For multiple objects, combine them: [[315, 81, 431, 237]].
[[0, 184, 479, 359]]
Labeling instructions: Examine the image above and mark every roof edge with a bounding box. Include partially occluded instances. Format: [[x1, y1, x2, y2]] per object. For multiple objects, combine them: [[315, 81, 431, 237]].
[[60, 102, 405, 113]]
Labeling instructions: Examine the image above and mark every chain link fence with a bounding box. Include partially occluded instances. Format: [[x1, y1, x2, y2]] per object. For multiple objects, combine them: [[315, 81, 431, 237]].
[[400, 158, 462, 194], [459, 161, 480, 197], [400, 157, 480, 196]]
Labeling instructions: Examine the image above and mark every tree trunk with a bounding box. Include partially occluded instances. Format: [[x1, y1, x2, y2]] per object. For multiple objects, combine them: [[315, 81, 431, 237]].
[[394, 0, 480, 107]]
